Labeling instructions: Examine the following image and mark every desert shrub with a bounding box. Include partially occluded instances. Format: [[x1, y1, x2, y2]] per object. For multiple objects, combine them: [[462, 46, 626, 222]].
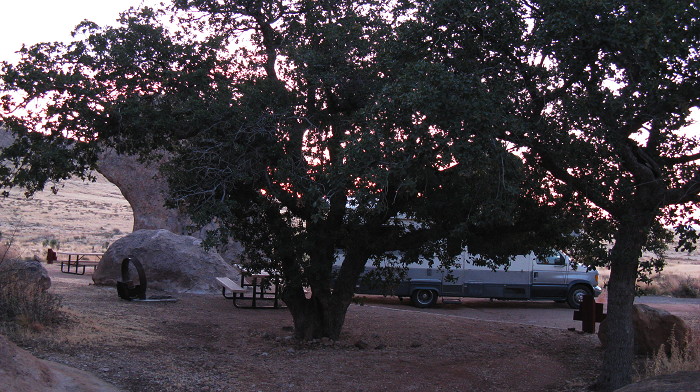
[[641, 273, 700, 298], [41, 238, 61, 250], [0, 278, 63, 332], [637, 328, 699, 380]]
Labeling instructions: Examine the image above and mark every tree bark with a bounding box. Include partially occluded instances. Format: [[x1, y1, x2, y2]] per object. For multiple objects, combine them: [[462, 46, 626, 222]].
[[595, 212, 655, 391], [282, 288, 353, 340], [281, 245, 369, 340]]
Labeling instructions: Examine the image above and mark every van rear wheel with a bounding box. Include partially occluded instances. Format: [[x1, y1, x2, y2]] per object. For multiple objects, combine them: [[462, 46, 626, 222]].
[[567, 284, 593, 309], [411, 289, 438, 308]]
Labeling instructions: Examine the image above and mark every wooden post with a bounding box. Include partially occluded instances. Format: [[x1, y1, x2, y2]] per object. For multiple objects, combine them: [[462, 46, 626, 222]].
[[573, 294, 606, 333]]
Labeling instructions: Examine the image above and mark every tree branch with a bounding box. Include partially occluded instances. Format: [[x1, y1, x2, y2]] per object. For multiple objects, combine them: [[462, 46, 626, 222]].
[[662, 152, 700, 165], [530, 144, 616, 213], [665, 172, 700, 205]]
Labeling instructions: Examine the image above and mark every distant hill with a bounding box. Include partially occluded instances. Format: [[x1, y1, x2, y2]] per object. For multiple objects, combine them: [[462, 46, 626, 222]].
[[1, 174, 133, 258]]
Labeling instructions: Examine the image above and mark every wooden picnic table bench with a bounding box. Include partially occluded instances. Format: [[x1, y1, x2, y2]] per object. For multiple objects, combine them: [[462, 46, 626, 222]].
[[216, 269, 285, 309], [58, 251, 103, 275]]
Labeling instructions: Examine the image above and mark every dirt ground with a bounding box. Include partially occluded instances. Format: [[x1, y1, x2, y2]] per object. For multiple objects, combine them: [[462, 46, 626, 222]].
[[11, 264, 605, 392]]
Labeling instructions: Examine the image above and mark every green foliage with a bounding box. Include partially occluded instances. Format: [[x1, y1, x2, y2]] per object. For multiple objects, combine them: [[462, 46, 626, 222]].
[[1, 6, 230, 195], [41, 238, 60, 250], [674, 222, 700, 254]]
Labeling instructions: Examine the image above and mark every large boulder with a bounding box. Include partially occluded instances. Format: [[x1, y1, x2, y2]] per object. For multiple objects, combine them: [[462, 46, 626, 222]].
[[0, 334, 122, 392], [599, 304, 693, 356], [613, 371, 700, 392], [0, 258, 51, 291], [96, 149, 244, 263], [93, 229, 240, 294]]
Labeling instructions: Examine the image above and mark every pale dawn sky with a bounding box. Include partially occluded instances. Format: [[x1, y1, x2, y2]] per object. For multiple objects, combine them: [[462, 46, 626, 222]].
[[0, 0, 154, 63]]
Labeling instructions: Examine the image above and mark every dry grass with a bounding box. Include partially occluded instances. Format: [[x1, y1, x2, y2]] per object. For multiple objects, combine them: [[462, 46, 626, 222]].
[[637, 329, 700, 380], [0, 274, 63, 337], [640, 273, 700, 298], [0, 173, 133, 259]]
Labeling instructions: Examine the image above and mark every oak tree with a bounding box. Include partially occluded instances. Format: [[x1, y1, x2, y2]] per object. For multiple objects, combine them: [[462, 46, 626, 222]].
[[406, 1, 699, 389], [1, 2, 571, 340]]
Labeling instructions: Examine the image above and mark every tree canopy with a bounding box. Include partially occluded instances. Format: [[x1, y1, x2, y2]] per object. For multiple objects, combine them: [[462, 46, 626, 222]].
[[1, 1, 577, 340], [2, 1, 699, 390]]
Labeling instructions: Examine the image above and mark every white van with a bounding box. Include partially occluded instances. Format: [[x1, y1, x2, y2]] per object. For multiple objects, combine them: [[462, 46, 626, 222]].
[[350, 251, 602, 309]]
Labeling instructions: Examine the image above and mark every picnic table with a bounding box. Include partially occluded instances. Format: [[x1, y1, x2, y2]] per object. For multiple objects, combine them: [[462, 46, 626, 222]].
[[58, 251, 103, 275], [216, 268, 285, 309]]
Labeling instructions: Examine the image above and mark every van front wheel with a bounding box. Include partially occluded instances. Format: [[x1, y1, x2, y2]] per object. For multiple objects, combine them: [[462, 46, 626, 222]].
[[566, 284, 593, 309], [411, 289, 438, 308]]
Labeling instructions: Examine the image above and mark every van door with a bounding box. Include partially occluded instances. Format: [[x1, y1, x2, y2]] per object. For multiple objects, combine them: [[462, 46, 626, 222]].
[[438, 257, 465, 297], [462, 254, 531, 299], [531, 252, 569, 299]]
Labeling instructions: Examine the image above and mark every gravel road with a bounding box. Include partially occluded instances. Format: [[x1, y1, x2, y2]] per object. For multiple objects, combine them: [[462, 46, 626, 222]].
[[360, 294, 700, 332]]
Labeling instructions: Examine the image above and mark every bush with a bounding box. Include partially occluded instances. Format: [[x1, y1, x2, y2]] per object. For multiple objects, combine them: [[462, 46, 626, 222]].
[[41, 238, 61, 250], [638, 329, 699, 379], [641, 273, 700, 298], [0, 277, 62, 332]]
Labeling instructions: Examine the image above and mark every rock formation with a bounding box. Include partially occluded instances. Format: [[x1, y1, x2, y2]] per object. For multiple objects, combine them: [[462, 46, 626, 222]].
[[93, 229, 241, 293], [2, 129, 176, 234], [96, 149, 187, 233], [96, 148, 243, 262], [614, 371, 700, 392], [2, 128, 243, 263], [598, 304, 693, 356], [0, 334, 122, 392], [0, 258, 51, 291]]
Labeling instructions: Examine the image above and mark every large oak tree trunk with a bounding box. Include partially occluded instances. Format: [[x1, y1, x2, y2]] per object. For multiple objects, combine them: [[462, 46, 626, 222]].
[[282, 288, 353, 340], [596, 212, 655, 391], [281, 246, 369, 340]]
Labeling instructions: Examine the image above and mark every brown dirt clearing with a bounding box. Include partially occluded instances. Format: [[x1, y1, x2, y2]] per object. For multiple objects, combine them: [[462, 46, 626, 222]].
[[14, 264, 606, 392]]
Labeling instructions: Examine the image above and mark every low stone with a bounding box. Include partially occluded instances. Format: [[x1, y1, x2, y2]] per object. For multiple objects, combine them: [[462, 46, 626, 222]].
[[354, 340, 369, 349], [0, 258, 51, 291], [614, 371, 700, 392], [92, 229, 240, 294], [598, 304, 693, 356], [262, 332, 276, 340], [0, 334, 122, 392]]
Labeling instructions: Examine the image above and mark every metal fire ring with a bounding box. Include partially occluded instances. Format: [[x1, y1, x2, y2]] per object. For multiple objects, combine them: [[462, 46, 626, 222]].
[[117, 257, 177, 302]]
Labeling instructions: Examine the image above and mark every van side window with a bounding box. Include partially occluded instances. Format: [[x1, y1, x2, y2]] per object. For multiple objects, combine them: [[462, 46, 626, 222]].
[[537, 254, 566, 265]]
